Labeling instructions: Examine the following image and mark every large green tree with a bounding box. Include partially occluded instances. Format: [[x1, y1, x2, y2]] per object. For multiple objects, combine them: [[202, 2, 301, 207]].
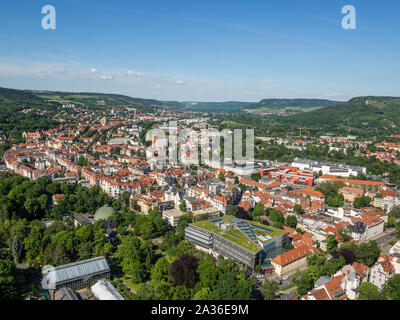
[[197, 260, 221, 289], [0, 259, 18, 300], [261, 279, 279, 300], [357, 241, 380, 266], [358, 282, 385, 300], [384, 274, 400, 300], [151, 257, 170, 282], [170, 254, 199, 288]]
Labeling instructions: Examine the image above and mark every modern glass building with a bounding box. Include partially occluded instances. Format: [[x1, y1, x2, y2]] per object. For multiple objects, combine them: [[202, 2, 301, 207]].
[[185, 216, 288, 270]]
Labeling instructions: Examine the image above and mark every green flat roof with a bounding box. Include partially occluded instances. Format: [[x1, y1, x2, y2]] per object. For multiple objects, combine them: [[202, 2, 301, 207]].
[[191, 215, 287, 253]]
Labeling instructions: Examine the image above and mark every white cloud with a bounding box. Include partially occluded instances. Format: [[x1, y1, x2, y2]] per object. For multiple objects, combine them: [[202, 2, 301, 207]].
[[127, 70, 144, 76], [90, 68, 98, 73], [100, 75, 113, 80], [176, 80, 185, 85]]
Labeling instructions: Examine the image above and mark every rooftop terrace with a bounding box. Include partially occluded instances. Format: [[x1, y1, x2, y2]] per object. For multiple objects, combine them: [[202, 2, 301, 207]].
[[192, 216, 287, 253]]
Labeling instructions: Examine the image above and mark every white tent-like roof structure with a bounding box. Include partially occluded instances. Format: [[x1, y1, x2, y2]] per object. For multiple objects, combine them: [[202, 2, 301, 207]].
[[91, 279, 125, 300]]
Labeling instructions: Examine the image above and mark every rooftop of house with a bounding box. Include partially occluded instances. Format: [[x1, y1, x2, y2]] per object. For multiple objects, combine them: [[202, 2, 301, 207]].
[[163, 208, 186, 217], [271, 245, 316, 267]]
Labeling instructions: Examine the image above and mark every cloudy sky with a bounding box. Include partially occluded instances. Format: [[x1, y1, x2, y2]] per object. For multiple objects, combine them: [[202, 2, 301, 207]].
[[0, 0, 399, 102]]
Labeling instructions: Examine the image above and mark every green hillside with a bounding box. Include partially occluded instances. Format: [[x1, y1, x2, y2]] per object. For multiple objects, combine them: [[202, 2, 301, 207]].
[[0, 87, 59, 143], [243, 98, 341, 113], [273, 96, 400, 137], [31, 90, 183, 111], [180, 101, 252, 112]]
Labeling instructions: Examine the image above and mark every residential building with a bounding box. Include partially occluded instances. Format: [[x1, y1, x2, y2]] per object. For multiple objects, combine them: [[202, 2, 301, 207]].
[[162, 208, 186, 227], [270, 246, 316, 276]]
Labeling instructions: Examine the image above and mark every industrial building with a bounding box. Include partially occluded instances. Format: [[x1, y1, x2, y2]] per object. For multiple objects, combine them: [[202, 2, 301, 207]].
[[291, 158, 366, 177], [268, 166, 315, 187]]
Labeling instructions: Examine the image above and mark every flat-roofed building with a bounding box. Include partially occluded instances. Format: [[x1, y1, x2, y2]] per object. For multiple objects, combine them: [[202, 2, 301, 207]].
[[192, 207, 220, 221], [291, 158, 366, 177], [162, 208, 186, 227], [185, 216, 287, 270]]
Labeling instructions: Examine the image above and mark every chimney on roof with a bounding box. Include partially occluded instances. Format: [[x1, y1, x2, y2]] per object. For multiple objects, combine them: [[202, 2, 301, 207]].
[[50, 290, 55, 301]]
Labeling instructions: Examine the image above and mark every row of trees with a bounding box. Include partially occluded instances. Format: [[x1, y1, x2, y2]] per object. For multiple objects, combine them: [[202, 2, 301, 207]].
[[135, 252, 255, 300], [0, 218, 112, 267], [0, 174, 112, 222]]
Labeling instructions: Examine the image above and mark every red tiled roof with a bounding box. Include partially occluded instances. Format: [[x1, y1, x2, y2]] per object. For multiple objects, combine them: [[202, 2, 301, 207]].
[[239, 200, 252, 212], [271, 246, 315, 267], [379, 189, 397, 198], [300, 188, 325, 198], [319, 175, 384, 187]]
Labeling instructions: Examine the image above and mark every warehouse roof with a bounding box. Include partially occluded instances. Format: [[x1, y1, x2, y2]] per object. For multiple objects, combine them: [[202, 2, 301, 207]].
[[42, 256, 110, 288]]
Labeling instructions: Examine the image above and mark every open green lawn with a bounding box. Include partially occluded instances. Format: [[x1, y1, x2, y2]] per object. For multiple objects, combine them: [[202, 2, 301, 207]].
[[122, 277, 143, 293]]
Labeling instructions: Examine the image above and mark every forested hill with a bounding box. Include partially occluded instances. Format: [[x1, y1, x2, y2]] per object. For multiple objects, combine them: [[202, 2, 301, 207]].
[[243, 98, 342, 113], [180, 101, 252, 112], [29, 90, 184, 111], [0, 87, 58, 141], [0, 87, 45, 110], [274, 96, 400, 137]]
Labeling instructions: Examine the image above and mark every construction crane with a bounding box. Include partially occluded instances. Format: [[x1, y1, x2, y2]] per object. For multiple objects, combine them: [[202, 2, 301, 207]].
[[298, 127, 314, 138]]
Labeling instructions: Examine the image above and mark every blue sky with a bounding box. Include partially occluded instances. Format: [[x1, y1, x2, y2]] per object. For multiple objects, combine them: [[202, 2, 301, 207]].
[[0, 0, 399, 101]]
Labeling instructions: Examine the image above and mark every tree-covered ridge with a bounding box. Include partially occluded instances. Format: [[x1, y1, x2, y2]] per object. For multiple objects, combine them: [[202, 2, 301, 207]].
[[244, 98, 342, 111], [0, 87, 59, 142], [0, 87, 44, 107], [212, 96, 400, 138], [30, 90, 182, 111], [179, 101, 252, 112], [276, 96, 400, 137]]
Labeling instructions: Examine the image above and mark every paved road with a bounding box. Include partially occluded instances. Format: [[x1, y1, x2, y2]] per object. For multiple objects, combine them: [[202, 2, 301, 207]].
[[367, 228, 397, 254], [373, 229, 397, 245]]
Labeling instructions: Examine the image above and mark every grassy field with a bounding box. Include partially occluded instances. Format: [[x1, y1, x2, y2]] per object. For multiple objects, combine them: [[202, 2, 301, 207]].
[[122, 277, 143, 293]]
